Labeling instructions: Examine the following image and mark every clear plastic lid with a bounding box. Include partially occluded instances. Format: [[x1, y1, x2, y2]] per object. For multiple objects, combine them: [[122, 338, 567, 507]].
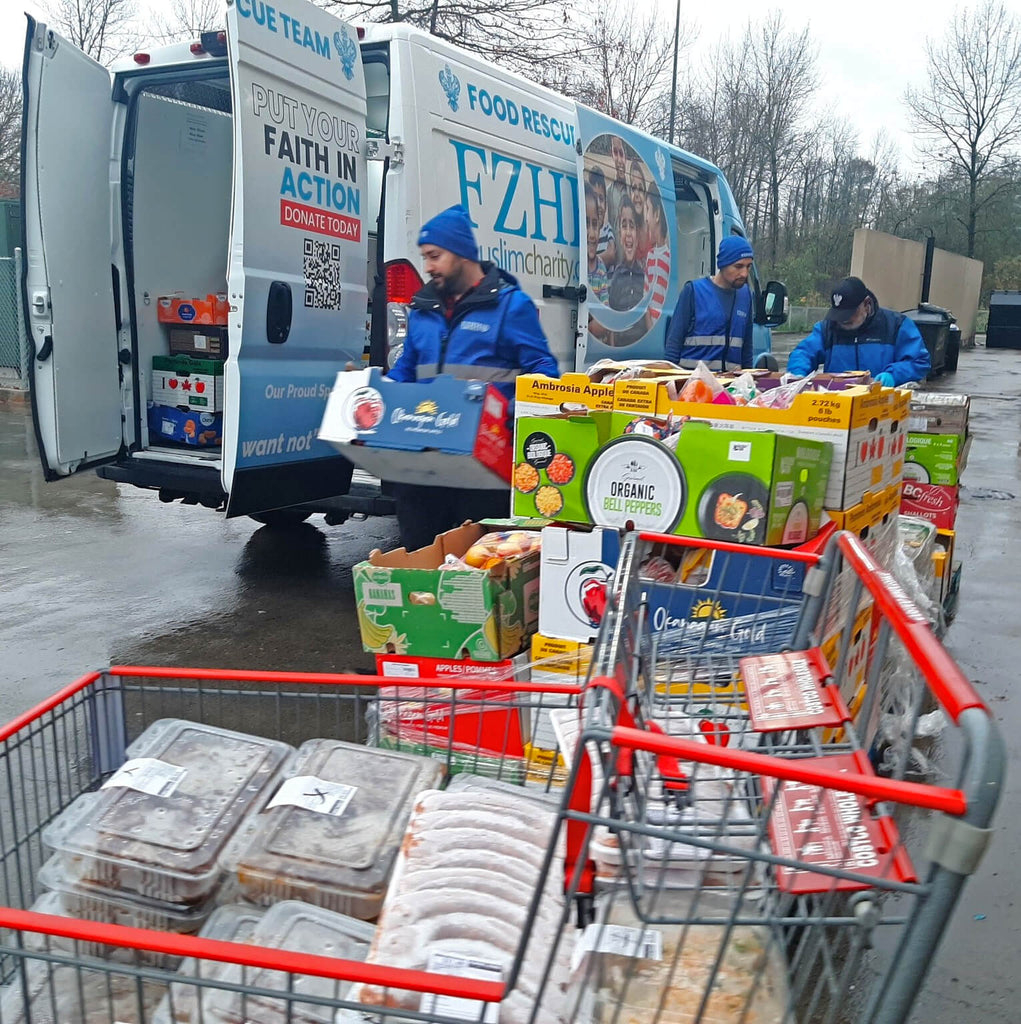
[[153, 903, 267, 1024], [203, 901, 375, 1024], [42, 720, 292, 904], [225, 739, 444, 915]]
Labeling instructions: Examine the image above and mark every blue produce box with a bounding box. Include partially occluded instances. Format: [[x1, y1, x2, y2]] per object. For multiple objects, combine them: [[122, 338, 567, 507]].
[[539, 523, 833, 647], [320, 368, 512, 488], [147, 402, 222, 447]]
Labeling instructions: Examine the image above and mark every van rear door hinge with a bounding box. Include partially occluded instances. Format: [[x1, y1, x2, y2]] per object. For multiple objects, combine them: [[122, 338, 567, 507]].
[[366, 138, 404, 166]]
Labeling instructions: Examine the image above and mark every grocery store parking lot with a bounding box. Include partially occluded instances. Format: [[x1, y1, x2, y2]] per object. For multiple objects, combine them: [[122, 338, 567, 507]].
[[0, 346, 1018, 1022]]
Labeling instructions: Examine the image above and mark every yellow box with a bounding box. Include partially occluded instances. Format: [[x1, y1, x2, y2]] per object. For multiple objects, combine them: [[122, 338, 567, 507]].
[[529, 633, 593, 684], [515, 373, 615, 411], [637, 382, 895, 510], [821, 602, 876, 741]]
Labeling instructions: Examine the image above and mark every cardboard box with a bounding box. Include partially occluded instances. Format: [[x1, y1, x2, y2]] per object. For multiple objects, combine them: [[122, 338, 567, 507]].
[[168, 327, 227, 358], [904, 431, 970, 485], [353, 522, 539, 661], [513, 414, 832, 547], [900, 481, 959, 530], [157, 293, 229, 325], [151, 354, 224, 412], [529, 633, 593, 685], [146, 402, 222, 447], [374, 653, 530, 757], [538, 522, 834, 646], [908, 392, 970, 434], [321, 369, 512, 489]]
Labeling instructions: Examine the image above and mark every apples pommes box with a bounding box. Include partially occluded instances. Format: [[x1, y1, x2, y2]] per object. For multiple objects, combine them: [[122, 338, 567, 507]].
[[320, 369, 512, 489]]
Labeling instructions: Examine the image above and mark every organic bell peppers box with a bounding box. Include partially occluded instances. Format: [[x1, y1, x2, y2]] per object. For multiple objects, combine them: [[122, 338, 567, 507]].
[[353, 522, 539, 661], [513, 411, 831, 547], [903, 431, 971, 486], [157, 292, 229, 325], [585, 376, 895, 511], [900, 481, 959, 530], [537, 522, 834, 646], [321, 368, 512, 488]]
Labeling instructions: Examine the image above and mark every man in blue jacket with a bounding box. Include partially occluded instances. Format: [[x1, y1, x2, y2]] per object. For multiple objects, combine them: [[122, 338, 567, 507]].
[[387, 205, 559, 550], [787, 276, 930, 386], [665, 236, 755, 369]]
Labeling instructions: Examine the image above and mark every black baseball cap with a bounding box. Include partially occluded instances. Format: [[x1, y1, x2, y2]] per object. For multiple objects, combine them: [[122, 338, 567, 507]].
[[825, 277, 869, 323]]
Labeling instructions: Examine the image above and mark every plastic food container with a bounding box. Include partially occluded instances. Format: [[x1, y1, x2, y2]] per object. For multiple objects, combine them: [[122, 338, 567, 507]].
[[202, 901, 375, 1024], [152, 903, 266, 1024], [0, 958, 167, 1024], [37, 854, 219, 935], [576, 891, 790, 1024], [42, 719, 292, 905], [224, 739, 444, 918]]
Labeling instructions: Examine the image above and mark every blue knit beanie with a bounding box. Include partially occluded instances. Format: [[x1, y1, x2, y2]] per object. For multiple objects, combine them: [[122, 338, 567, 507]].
[[417, 205, 480, 261], [717, 236, 754, 268]]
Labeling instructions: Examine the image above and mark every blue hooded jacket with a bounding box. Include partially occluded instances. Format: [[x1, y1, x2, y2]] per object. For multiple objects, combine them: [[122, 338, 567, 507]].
[[787, 290, 931, 385], [388, 263, 559, 399]]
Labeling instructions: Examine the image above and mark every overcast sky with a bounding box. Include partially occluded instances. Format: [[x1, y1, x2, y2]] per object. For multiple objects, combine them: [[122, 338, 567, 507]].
[[4, 0, 1021, 167]]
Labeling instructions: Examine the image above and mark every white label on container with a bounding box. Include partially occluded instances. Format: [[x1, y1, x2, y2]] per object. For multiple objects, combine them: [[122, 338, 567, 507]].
[[267, 776, 357, 817], [420, 952, 502, 1024], [102, 758, 187, 798], [193, 333, 208, 350], [774, 480, 794, 506], [381, 662, 421, 678], [728, 440, 753, 462], [572, 924, 663, 971]]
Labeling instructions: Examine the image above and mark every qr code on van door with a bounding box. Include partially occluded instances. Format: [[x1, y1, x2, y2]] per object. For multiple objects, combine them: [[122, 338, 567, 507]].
[[303, 238, 342, 310]]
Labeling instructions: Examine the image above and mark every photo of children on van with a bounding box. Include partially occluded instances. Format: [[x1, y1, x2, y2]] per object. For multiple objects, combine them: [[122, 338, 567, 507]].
[[584, 133, 671, 348]]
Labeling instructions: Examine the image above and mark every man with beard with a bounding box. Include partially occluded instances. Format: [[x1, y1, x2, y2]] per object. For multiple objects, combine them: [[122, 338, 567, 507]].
[[386, 205, 559, 550], [787, 276, 930, 386]]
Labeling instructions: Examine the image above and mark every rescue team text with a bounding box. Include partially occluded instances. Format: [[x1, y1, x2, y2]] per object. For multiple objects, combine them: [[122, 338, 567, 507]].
[[236, 0, 335, 63]]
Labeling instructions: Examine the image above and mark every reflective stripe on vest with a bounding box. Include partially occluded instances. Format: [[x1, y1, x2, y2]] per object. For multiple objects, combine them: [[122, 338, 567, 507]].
[[416, 363, 519, 383]]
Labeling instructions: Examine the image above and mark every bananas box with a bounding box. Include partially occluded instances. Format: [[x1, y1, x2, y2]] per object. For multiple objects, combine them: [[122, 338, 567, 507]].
[[354, 523, 540, 661]]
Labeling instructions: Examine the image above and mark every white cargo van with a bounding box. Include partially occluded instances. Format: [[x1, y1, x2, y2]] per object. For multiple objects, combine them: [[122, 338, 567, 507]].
[[21, 0, 787, 524]]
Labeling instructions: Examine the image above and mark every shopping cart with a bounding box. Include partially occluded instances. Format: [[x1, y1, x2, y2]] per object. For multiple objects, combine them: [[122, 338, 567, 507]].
[[555, 529, 1004, 1024], [0, 667, 582, 1024]]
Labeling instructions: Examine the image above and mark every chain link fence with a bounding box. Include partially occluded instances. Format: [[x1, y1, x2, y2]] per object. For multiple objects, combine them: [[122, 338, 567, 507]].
[[0, 253, 30, 390]]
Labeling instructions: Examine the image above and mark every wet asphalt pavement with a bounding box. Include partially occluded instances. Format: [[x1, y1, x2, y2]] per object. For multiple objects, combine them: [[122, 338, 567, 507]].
[[0, 348, 1018, 1022]]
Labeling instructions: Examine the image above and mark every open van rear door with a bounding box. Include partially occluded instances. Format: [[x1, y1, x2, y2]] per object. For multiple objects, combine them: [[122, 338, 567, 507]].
[[223, 0, 368, 517], [22, 17, 122, 480]]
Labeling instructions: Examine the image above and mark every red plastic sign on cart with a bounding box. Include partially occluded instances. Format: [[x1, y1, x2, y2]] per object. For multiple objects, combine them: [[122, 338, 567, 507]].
[[741, 649, 850, 731], [763, 752, 916, 894]]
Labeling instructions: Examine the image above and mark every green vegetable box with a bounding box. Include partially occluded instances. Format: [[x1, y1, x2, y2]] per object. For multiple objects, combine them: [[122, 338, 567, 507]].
[[513, 413, 832, 546], [354, 523, 540, 661]]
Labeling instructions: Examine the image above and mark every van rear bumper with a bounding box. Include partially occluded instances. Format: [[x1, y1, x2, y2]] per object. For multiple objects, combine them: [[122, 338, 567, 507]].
[[97, 456, 226, 505]]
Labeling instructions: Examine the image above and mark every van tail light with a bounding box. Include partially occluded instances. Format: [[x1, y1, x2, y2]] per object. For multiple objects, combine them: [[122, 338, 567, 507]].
[[190, 42, 205, 55], [384, 260, 423, 370], [133, 53, 150, 64]]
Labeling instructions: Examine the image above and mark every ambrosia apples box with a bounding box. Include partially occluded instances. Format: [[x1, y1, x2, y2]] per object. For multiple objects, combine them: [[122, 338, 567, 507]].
[[321, 369, 512, 488]]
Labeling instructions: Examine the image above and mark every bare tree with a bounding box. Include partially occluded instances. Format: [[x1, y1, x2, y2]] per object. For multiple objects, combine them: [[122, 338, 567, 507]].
[[906, 0, 1021, 257], [146, 0, 223, 44], [0, 68, 21, 187], [569, 1, 683, 131], [318, 0, 577, 74], [44, 0, 139, 63]]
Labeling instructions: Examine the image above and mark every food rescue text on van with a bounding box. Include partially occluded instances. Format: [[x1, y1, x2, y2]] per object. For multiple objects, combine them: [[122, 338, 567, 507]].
[[21, 0, 788, 525]]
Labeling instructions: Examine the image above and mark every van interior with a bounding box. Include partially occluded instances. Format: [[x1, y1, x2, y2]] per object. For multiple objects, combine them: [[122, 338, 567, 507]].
[[121, 58, 389, 468]]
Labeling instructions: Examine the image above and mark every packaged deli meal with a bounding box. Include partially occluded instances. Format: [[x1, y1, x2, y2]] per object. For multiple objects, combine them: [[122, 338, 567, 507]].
[[224, 739, 444, 918], [42, 720, 292, 905]]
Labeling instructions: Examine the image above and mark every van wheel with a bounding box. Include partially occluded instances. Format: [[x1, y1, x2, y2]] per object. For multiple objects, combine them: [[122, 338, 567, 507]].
[[249, 509, 313, 527]]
